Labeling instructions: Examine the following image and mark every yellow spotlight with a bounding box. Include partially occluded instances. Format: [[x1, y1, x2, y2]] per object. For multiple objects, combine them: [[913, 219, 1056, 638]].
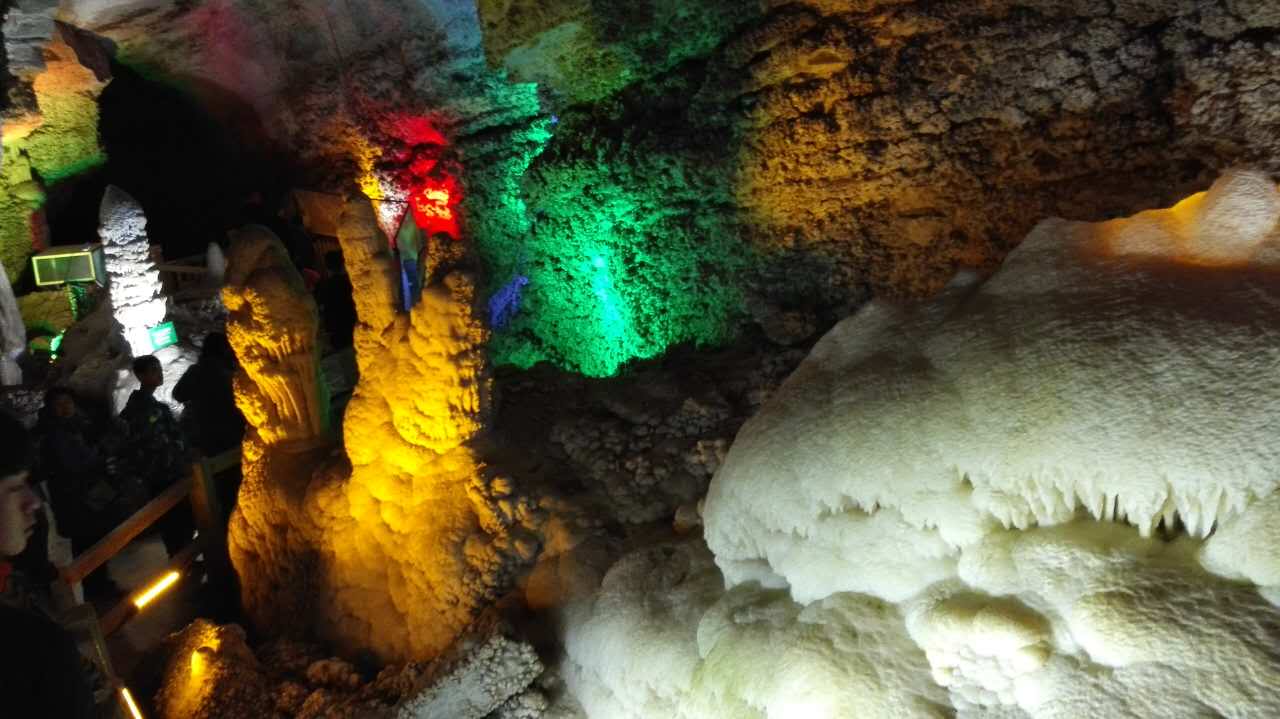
[[133, 571, 181, 609], [120, 686, 144, 719]]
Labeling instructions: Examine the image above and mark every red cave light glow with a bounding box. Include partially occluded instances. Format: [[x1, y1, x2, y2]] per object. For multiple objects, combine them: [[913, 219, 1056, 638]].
[[355, 112, 464, 241]]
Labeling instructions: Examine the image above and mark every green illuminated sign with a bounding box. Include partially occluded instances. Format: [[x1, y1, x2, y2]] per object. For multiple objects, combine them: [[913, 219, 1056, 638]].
[[148, 322, 178, 350]]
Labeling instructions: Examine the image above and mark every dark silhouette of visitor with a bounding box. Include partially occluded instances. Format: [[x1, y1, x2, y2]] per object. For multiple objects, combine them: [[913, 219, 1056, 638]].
[[0, 411, 98, 718], [36, 387, 139, 598], [119, 355, 193, 556], [174, 333, 246, 457]]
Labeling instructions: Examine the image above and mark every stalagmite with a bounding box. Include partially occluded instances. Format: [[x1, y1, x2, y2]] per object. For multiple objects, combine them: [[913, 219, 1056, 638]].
[[0, 259, 23, 385], [223, 225, 331, 641], [227, 199, 540, 663], [99, 185, 166, 356]]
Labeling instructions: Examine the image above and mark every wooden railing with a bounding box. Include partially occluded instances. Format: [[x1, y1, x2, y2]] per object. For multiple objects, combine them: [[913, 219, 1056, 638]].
[[57, 448, 241, 635]]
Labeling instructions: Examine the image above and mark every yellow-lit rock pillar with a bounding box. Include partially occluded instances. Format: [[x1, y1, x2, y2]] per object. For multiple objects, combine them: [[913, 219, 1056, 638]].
[[301, 197, 537, 661], [223, 226, 331, 639]]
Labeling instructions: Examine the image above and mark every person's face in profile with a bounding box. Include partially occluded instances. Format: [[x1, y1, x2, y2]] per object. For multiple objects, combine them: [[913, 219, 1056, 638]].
[[0, 471, 40, 557]]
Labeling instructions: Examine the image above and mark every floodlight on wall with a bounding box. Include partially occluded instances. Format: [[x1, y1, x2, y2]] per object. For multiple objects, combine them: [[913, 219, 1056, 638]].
[[30, 243, 106, 287]]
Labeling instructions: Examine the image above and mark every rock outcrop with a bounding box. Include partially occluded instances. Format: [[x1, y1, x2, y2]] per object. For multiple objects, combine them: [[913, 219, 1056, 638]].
[[227, 201, 540, 663], [154, 616, 544, 719]]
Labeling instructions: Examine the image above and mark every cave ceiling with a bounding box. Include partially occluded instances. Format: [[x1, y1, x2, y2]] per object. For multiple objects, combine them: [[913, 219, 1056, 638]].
[[2, 0, 1278, 373]]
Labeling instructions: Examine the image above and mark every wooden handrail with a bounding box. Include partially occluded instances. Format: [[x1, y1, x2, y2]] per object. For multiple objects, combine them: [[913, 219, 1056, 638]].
[[154, 263, 207, 275], [60, 477, 193, 585], [58, 446, 243, 638]]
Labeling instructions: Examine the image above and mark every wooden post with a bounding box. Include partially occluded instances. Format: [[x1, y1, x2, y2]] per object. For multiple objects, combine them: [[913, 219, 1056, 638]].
[[189, 448, 239, 592]]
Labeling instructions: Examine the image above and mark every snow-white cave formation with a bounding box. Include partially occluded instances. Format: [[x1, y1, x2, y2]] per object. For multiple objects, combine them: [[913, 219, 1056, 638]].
[[555, 169, 1280, 718]]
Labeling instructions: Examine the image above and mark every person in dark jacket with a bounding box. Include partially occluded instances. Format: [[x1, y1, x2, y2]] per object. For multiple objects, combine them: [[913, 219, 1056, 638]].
[[119, 355, 193, 555], [36, 387, 134, 598], [173, 332, 245, 457], [0, 411, 98, 718]]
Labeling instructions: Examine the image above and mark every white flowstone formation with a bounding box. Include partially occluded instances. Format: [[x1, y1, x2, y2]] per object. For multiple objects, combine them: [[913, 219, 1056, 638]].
[[558, 169, 1280, 718], [0, 259, 24, 385], [99, 184, 167, 356]]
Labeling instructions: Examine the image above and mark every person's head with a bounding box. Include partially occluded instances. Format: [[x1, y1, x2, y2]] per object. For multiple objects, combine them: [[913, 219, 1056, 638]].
[[44, 386, 77, 420], [0, 413, 41, 557], [200, 332, 234, 363], [132, 355, 163, 389]]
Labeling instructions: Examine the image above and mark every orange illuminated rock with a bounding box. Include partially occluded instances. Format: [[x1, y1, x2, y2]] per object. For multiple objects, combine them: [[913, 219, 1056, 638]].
[[227, 201, 538, 663]]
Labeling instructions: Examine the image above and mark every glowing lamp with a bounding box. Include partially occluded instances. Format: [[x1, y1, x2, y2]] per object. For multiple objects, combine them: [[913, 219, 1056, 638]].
[[120, 687, 144, 719], [30, 243, 106, 287], [133, 571, 180, 609]]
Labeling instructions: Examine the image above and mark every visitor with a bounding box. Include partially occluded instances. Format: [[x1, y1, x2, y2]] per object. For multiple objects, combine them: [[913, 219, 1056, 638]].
[[119, 355, 193, 556], [36, 387, 138, 598], [314, 250, 357, 350], [173, 332, 245, 457], [0, 411, 98, 718]]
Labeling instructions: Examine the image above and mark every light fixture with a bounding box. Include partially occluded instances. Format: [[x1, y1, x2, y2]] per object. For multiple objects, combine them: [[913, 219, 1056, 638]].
[[120, 686, 144, 719], [133, 571, 180, 609]]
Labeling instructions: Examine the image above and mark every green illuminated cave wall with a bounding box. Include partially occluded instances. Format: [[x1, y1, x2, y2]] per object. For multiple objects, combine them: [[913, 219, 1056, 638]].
[[465, 68, 754, 377], [0, 70, 106, 282]]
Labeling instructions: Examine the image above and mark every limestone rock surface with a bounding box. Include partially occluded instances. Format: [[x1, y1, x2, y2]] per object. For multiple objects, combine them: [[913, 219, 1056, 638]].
[[393, 614, 543, 719]]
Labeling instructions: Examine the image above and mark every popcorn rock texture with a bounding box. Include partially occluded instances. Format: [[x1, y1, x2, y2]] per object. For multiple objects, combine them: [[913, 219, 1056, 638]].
[[228, 202, 539, 663], [313, 198, 539, 661], [154, 620, 274, 719], [393, 614, 543, 719], [154, 617, 544, 719]]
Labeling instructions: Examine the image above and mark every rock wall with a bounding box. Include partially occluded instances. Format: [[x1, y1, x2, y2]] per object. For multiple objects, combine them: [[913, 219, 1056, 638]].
[[477, 0, 1280, 371], [0, 16, 108, 279], [17, 1, 1280, 377]]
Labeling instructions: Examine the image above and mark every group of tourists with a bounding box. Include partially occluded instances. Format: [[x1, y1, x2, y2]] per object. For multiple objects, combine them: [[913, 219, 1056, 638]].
[[0, 332, 246, 715]]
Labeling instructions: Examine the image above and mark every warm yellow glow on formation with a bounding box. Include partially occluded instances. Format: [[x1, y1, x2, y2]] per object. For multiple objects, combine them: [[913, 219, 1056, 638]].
[[133, 570, 180, 609], [1094, 172, 1280, 267], [188, 634, 221, 678], [156, 622, 224, 718], [120, 687, 144, 719]]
